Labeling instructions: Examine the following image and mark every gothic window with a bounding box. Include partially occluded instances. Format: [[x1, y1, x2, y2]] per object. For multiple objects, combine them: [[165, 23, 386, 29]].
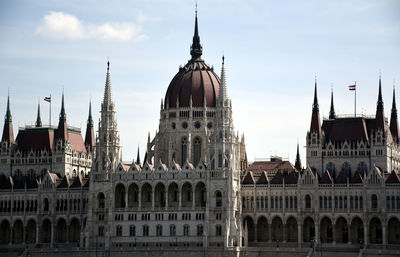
[[98, 226, 104, 237], [324, 196, 327, 209], [181, 137, 187, 166], [294, 196, 298, 209], [350, 196, 354, 209], [156, 225, 163, 236], [130, 225, 135, 236], [216, 225, 222, 236], [359, 196, 363, 209], [43, 198, 49, 211], [116, 225, 122, 236], [193, 137, 201, 166], [169, 224, 176, 236], [218, 150, 223, 168], [143, 225, 149, 236], [371, 194, 378, 209], [98, 193, 105, 209], [305, 195, 311, 209], [215, 191, 222, 207], [197, 224, 203, 236], [184, 225, 190, 236]]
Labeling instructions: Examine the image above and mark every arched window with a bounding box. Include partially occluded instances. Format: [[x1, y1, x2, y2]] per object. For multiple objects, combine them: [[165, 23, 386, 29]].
[[193, 137, 201, 166], [339, 196, 343, 208], [116, 225, 122, 236], [305, 195, 311, 209], [215, 191, 222, 207], [181, 137, 187, 166], [156, 224, 163, 236], [98, 193, 105, 209], [184, 224, 190, 236], [359, 196, 363, 209], [371, 194, 378, 209], [218, 150, 223, 168], [386, 196, 390, 209], [169, 224, 176, 236], [197, 224, 203, 236], [143, 225, 149, 236], [294, 196, 298, 209], [216, 225, 222, 236], [328, 196, 332, 209], [350, 196, 354, 209]]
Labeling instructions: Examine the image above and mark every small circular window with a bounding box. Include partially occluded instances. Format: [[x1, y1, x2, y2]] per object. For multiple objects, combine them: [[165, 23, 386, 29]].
[[207, 122, 213, 129], [171, 122, 176, 129], [182, 122, 188, 129], [195, 121, 201, 129]]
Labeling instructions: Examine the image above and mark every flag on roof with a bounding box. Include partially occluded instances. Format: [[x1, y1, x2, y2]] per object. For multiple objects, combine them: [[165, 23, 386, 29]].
[[348, 85, 356, 91], [44, 96, 51, 102]]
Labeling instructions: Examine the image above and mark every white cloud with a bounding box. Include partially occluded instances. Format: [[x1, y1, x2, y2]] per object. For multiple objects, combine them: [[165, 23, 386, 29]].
[[36, 11, 146, 41]]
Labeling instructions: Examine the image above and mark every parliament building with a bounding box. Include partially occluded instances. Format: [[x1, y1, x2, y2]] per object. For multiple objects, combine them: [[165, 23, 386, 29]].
[[0, 11, 399, 257]]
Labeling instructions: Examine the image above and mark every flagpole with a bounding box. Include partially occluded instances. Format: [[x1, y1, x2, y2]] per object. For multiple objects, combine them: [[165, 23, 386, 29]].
[[50, 93, 51, 128], [354, 81, 356, 117]]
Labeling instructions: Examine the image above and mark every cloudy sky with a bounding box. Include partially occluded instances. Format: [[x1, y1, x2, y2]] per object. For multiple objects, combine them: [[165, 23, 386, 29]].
[[0, 0, 399, 166]]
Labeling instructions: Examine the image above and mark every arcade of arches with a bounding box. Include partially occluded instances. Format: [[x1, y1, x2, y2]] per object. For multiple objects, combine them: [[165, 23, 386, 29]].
[[111, 182, 207, 210], [242, 216, 400, 246], [0, 217, 84, 246]]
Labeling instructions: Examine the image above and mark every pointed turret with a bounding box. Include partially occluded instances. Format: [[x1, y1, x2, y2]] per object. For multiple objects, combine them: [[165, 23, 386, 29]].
[[103, 61, 113, 106], [136, 146, 141, 165], [390, 86, 399, 143], [376, 76, 385, 131], [35, 102, 42, 127], [190, 7, 202, 61], [56, 92, 68, 142], [1, 94, 14, 144], [84, 101, 95, 152], [218, 56, 227, 104], [310, 79, 321, 136], [295, 143, 302, 171], [329, 89, 336, 119]]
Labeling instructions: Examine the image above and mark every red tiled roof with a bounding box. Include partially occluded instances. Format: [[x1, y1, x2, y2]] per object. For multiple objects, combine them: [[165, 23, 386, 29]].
[[15, 127, 86, 153], [246, 160, 294, 176]]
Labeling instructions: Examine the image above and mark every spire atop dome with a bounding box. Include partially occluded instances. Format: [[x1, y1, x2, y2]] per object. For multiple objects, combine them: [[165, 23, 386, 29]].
[[35, 101, 42, 127], [190, 6, 203, 61], [1, 92, 14, 144], [310, 79, 321, 135], [376, 75, 385, 130], [329, 88, 336, 119]]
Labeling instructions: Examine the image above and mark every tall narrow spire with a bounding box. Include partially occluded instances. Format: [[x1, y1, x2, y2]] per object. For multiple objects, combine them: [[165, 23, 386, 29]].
[[136, 146, 141, 165], [103, 60, 113, 105], [35, 101, 42, 127], [57, 92, 68, 142], [218, 55, 227, 103], [190, 6, 202, 61], [376, 76, 385, 130], [295, 142, 302, 171], [310, 79, 321, 135], [390, 86, 399, 143], [329, 88, 336, 119], [85, 100, 95, 152], [1, 93, 14, 144]]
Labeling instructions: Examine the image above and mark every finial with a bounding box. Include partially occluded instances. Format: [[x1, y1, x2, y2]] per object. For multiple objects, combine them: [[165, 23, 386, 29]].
[[107, 57, 110, 71], [222, 55, 225, 65], [195, 0, 198, 15]]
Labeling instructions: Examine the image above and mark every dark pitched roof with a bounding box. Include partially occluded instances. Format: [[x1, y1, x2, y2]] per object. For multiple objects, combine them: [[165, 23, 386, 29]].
[[320, 170, 333, 184], [70, 176, 82, 188], [285, 170, 298, 184], [351, 170, 364, 183], [386, 170, 400, 184], [256, 171, 268, 184], [335, 170, 348, 184], [246, 160, 294, 176], [0, 174, 12, 189], [57, 175, 70, 188], [270, 171, 283, 184], [242, 171, 255, 184]]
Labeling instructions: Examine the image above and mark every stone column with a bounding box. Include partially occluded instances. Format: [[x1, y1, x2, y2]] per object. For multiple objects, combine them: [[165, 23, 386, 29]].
[[283, 223, 287, 243], [298, 223, 302, 248], [332, 222, 336, 244], [138, 190, 141, 209], [125, 191, 128, 209], [254, 222, 258, 242], [348, 223, 351, 244], [178, 190, 182, 208], [382, 224, 386, 248], [192, 189, 196, 209], [165, 190, 168, 210], [151, 189, 155, 210], [50, 222, 54, 248], [36, 221, 40, 244], [66, 223, 70, 243], [363, 223, 368, 247], [9, 224, 13, 246], [315, 221, 319, 245], [268, 223, 272, 243], [23, 225, 26, 246]]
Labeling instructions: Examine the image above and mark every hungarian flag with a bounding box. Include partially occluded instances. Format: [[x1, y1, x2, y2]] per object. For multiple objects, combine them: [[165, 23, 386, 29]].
[[348, 85, 356, 91], [44, 96, 51, 102]]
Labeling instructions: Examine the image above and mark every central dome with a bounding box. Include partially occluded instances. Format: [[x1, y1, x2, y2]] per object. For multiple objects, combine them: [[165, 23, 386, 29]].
[[164, 13, 220, 109]]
